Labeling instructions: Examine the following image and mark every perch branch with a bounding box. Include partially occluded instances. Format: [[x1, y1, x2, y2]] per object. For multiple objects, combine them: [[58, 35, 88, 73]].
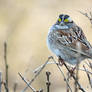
[[34, 62, 92, 75], [51, 57, 86, 92], [4, 42, 9, 92]]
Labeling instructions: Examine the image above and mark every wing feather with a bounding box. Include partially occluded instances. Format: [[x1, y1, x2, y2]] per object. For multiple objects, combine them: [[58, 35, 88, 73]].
[[55, 26, 92, 58]]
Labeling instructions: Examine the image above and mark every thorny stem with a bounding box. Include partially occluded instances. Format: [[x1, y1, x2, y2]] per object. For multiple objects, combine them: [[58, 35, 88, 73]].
[[4, 42, 9, 92]]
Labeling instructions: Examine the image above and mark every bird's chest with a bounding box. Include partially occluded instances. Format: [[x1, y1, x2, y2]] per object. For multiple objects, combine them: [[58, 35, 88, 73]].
[[47, 31, 58, 46]]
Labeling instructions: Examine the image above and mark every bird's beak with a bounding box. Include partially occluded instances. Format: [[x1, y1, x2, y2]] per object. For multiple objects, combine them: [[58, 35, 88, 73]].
[[60, 21, 64, 26]]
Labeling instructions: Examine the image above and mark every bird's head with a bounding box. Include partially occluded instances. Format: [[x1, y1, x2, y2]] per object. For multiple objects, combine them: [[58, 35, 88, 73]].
[[56, 14, 73, 26]]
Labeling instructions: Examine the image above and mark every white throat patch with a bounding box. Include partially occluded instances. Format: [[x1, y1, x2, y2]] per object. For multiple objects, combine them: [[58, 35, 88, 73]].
[[55, 25, 69, 29]]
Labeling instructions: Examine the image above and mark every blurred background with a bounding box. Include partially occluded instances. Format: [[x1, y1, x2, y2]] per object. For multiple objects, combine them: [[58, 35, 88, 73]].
[[0, 0, 92, 92]]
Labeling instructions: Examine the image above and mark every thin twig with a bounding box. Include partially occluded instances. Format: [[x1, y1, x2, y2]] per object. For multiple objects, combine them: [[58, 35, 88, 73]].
[[83, 65, 92, 88], [88, 62, 92, 70], [0, 72, 2, 92], [38, 89, 43, 92], [13, 82, 18, 92], [66, 72, 71, 92], [79, 11, 92, 24], [4, 42, 9, 92], [64, 63, 86, 92], [22, 56, 53, 92], [3, 82, 9, 92], [33, 62, 59, 74], [63, 62, 85, 92], [52, 57, 72, 92], [34, 62, 92, 75], [85, 60, 92, 71], [46, 71, 51, 92], [74, 63, 79, 92], [18, 73, 36, 92], [36, 89, 43, 92], [52, 56, 86, 92], [74, 43, 81, 92]]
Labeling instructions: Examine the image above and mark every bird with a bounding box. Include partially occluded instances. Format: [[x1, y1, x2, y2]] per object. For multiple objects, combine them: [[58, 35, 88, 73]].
[[47, 14, 92, 65]]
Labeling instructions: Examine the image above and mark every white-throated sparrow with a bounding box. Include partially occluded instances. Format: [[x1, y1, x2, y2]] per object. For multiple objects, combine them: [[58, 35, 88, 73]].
[[47, 14, 92, 65]]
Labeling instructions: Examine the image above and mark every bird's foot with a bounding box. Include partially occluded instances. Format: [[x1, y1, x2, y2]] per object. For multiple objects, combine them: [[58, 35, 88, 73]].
[[58, 56, 65, 66], [58, 56, 76, 76], [69, 67, 76, 76]]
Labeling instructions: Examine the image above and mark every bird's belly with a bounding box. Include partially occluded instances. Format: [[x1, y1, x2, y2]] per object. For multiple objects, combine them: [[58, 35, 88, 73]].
[[47, 37, 69, 58]]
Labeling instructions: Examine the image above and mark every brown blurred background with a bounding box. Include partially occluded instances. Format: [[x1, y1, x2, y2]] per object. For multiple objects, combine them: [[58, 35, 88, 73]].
[[0, 0, 92, 92]]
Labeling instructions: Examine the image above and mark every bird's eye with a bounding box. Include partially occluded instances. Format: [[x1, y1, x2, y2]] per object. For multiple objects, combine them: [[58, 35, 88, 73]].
[[58, 18, 62, 22], [64, 19, 69, 22]]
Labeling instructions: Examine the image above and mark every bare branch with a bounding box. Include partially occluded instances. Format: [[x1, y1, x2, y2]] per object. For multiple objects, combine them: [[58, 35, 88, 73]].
[[51, 57, 72, 92], [66, 72, 71, 92], [33, 62, 59, 74], [46, 71, 51, 92], [3, 82, 9, 92], [79, 11, 92, 24], [4, 42, 9, 92], [83, 65, 92, 88], [53, 57, 86, 92], [13, 82, 18, 92], [18, 73, 36, 92], [74, 63, 79, 92], [34, 62, 92, 75], [0, 72, 2, 92], [22, 56, 53, 92]]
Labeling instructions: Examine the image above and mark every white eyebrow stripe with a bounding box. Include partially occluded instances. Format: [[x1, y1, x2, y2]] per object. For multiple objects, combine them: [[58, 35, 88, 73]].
[[62, 15, 65, 22], [68, 17, 72, 22]]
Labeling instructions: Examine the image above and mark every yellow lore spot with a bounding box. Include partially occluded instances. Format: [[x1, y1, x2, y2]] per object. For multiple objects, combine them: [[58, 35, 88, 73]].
[[64, 19, 69, 22], [58, 18, 61, 22]]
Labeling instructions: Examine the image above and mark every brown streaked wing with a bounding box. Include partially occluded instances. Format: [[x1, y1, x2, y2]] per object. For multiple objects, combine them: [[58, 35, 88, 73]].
[[69, 40, 89, 51], [56, 28, 89, 51]]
